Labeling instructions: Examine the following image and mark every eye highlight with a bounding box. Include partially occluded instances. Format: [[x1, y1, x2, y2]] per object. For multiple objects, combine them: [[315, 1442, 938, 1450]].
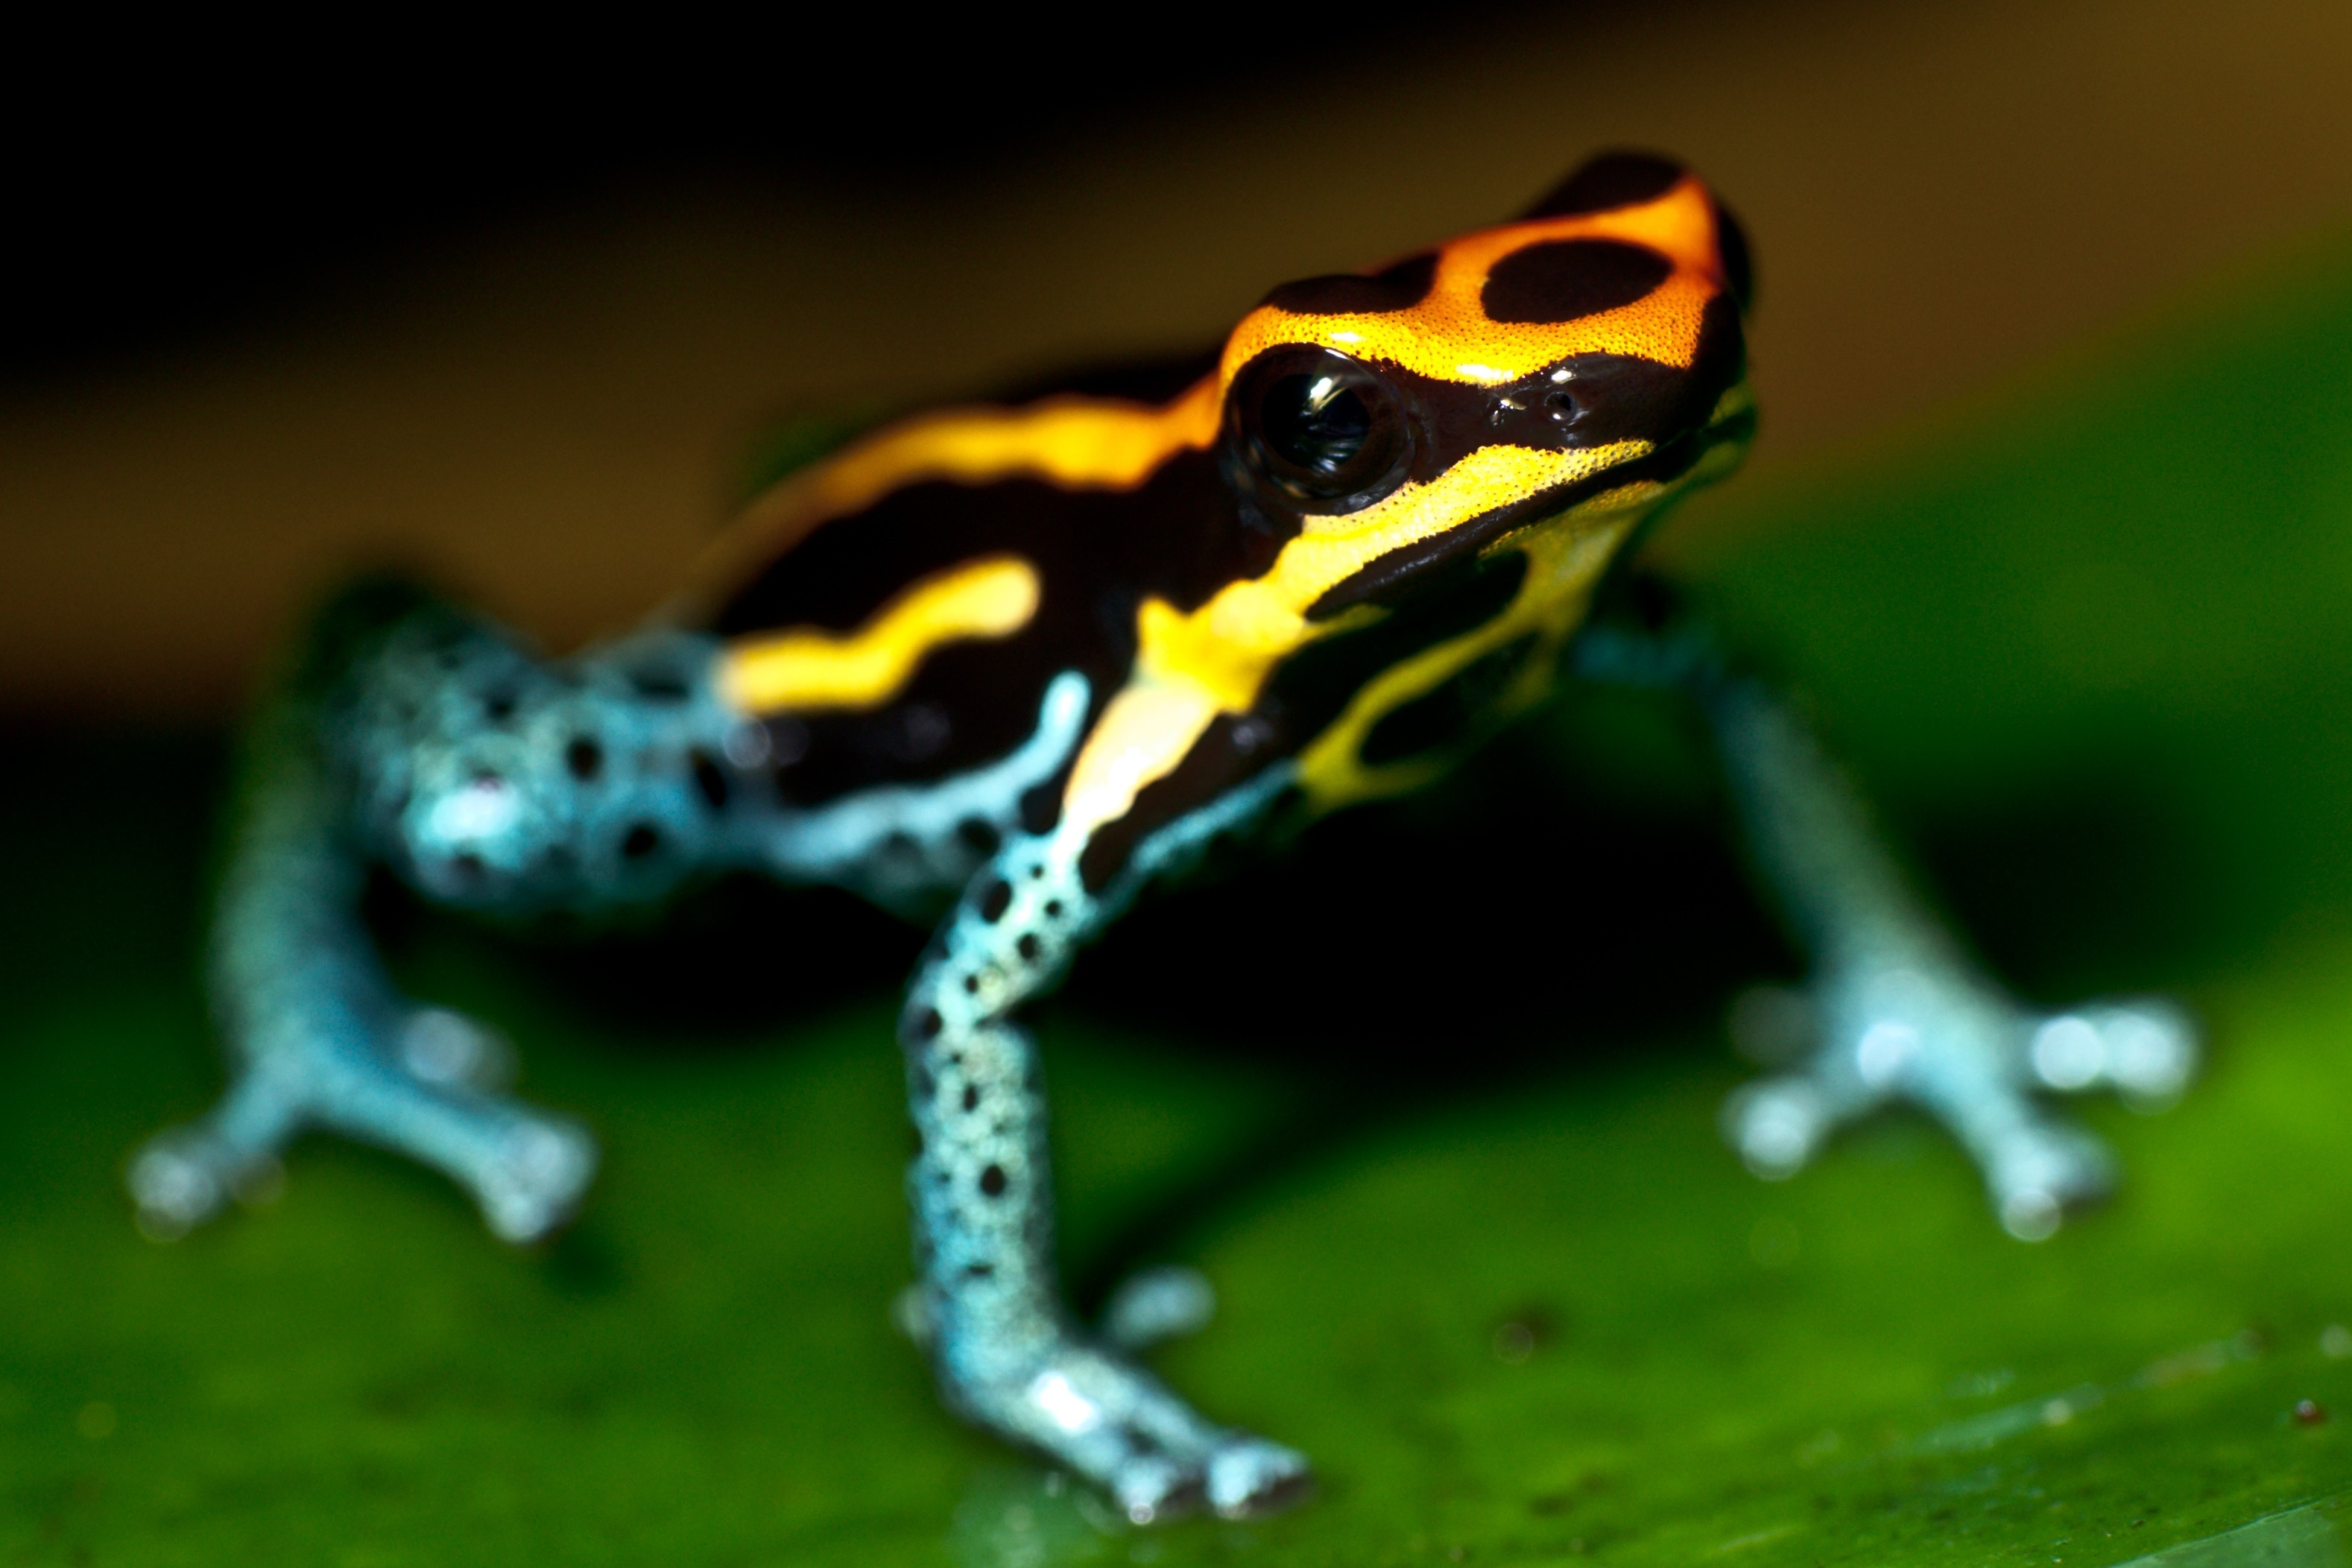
[[1228, 349, 1411, 515]]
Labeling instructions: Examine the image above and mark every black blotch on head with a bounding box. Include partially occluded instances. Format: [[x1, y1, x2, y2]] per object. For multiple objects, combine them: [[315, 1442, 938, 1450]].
[[962, 1084, 980, 1113], [1713, 198, 1755, 313], [977, 879, 1012, 923], [1522, 151, 1684, 219], [565, 737, 603, 782], [690, 750, 730, 811], [956, 818, 1000, 856], [1482, 239, 1672, 326], [622, 823, 660, 859], [979, 1164, 1008, 1198], [1016, 933, 1041, 963], [1262, 252, 1439, 316]]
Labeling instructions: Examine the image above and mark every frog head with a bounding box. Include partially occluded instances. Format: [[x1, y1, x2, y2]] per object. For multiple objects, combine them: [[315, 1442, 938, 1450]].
[[1211, 151, 1754, 616]]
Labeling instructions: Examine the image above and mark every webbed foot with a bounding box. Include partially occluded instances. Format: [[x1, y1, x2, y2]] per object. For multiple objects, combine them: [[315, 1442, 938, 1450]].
[[130, 1006, 595, 1244], [1722, 968, 2195, 1238]]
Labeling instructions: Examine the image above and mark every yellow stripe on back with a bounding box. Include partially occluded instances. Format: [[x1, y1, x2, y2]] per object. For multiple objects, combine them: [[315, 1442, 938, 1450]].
[[689, 380, 1222, 610], [721, 555, 1041, 715]]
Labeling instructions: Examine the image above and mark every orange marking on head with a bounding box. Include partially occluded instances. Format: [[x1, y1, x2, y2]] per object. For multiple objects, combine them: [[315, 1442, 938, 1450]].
[[1219, 176, 1729, 389]]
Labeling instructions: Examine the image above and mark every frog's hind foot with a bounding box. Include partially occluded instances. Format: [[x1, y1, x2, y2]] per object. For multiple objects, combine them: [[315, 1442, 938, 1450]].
[[945, 1338, 1312, 1523], [1722, 972, 2196, 1239], [130, 1007, 595, 1245]]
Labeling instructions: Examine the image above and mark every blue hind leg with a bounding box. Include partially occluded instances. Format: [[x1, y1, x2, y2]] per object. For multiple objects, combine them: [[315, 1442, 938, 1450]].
[[133, 584, 745, 1241], [131, 653, 595, 1242]]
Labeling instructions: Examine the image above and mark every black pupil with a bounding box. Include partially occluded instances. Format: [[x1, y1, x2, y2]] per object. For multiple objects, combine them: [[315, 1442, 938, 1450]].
[[1263, 375, 1371, 476]]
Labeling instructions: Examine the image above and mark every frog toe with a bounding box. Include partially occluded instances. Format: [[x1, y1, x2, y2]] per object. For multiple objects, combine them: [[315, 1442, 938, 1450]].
[[1107, 1455, 1207, 1526], [2026, 999, 2198, 1110], [127, 1131, 237, 1239], [1982, 1119, 2116, 1240], [1098, 1265, 1216, 1351], [1205, 1436, 1313, 1518], [470, 1117, 598, 1242], [1721, 1073, 1842, 1180]]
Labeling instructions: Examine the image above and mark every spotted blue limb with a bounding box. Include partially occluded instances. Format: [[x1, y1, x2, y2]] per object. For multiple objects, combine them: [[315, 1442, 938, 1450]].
[[131, 587, 763, 1241], [1572, 613, 2196, 1239], [897, 765, 1309, 1522]]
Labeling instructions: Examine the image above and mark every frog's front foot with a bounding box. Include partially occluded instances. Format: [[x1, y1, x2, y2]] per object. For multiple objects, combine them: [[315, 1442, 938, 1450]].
[[941, 1334, 1311, 1523], [130, 1007, 596, 1244], [1722, 966, 2196, 1238]]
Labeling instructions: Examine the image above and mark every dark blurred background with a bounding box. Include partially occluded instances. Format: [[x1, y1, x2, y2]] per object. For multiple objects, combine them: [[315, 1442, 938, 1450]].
[[4, 0, 2348, 719]]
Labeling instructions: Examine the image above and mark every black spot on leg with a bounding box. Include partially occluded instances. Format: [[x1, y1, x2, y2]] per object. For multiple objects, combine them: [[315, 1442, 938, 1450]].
[[964, 1262, 994, 1279], [979, 1165, 1008, 1198], [566, 737, 603, 781], [962, 973, 981, 995], [912, 1007, 942, 1040], [689, 750, 730, 810], [1482, 239, 1673, 325], [1043, 900, 1063, 920], [1016, 933, 1041, 963], [482, 687, 518, 722], [956, 818, 1000, 856], [622, 823, 661, 859], [961, 1084, 980, 1113], [977, 879, 1011, 922]]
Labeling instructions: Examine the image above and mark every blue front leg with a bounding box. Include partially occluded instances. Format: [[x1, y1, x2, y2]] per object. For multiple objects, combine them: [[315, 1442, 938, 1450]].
[[1574, 610, 2196, 1238], [899, 770, 1309, 1522]]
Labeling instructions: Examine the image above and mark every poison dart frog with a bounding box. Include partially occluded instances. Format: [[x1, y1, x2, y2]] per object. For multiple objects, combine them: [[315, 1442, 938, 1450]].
[[130, 153, 2196, 1522]]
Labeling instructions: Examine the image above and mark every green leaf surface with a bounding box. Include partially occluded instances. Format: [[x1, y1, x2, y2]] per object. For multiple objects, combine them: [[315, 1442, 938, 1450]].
[[7, 233, 2352, 1566]]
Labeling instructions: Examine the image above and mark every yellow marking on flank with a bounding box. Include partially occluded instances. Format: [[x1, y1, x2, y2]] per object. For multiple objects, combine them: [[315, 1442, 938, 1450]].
[[720, 555, 1040, 715], [1059, 440, 1648, 838]]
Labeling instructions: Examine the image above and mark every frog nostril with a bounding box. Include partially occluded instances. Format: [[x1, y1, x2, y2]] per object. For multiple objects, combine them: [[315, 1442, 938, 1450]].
[[1546, 390, 1582, 423]]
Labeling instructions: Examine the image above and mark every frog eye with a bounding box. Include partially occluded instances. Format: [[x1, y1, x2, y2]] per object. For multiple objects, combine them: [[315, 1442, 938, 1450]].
[[1228, 349, 1411, 515]]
